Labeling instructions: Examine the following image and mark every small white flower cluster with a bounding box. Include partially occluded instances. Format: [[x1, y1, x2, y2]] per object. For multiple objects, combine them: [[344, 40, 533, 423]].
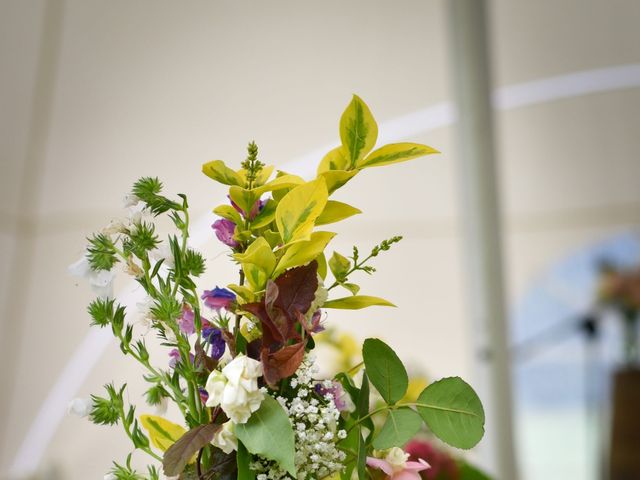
[[252, 356, 347, 480]]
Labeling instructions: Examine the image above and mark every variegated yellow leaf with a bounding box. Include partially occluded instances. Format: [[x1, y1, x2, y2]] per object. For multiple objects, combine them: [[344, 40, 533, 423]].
[[274, 231, 336, 277], [340, 95, 378, 167], [140, 414, 187, 453], [317, 146, 349, 174], [357, 142, 439, 169], [202, 160, 244, 186], [323, 295, 396, 309], [319, 169, 359, 195], [316, 200, 361, 226], [275, 178, 328, 245]]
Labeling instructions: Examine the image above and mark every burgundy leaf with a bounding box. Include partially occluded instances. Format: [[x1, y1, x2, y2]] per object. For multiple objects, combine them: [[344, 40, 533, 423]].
[[273, 261, 318, 318], [163, 423, 221, 476], [261, 341, 307, 387]]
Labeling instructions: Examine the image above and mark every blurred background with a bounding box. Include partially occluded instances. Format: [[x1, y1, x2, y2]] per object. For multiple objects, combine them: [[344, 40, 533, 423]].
[[1, 0, 639, 479]]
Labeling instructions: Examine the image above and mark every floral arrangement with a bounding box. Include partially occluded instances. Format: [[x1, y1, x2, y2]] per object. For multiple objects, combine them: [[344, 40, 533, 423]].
[[69, 96, 485, 480]]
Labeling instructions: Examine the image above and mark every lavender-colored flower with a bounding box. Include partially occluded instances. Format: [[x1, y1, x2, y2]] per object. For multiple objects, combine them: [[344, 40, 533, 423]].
[[203, 326, 226, 360], [201, 287, 236, 311], [315, 380, 355, 412], [168, 348, 181, 368], [177, 304, 195, 335], [212, 218, 238, 248]]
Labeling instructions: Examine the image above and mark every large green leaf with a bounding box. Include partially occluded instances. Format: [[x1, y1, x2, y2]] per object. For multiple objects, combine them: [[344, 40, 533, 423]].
[[202, 160, 244, 186], [362, 338, 408, 405], [235, 396, 296, 476], [237, 441, 256, 480], [323, 295, 395, 310], [372, 407, 422, 449], [357, 142, 439, 169], [416, 377, 485, 450], [316, 200, 361, 226], [275, 178, 328, 245], [340, 95, 378, 168]]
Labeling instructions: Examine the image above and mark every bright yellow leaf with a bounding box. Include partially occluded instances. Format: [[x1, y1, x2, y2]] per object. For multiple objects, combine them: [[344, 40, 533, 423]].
[[323, 295, 396, 309], [213, 205, 243, 225], [316, 200, 361, 226], [319, 169, 359, 194], [275, 178, 328, 245], [139, 415, 187, 453], [357, 142, 439, 169], [202, 160, 244, 186], [235, 237, 277, 279], [317, 146, 349, 174], [340, 95, 378, 167], [274, 231, 336, 277]]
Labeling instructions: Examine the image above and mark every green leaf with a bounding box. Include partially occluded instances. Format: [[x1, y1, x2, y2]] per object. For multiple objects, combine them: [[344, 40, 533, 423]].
[[323, 295, 395, 309], [202, 160, 244, 186], [213, 205, 243, 225], [342, 283, 360, 295], [274, 231, 336, 277], [316, 200, 361, 226], [228, 186, 258, 217], [316, 252, 328, 280], [416, 377, 485, 450], [237, 442, 256, 480], [362, 338, 408, 405], [275, 178, 328, 245], [234, 237, 277, 288], [319, 169, 358, 194], [458, 462, 493, 480], [340, 95, 378, 168], [328, 251, 351, 281], [357, 142, 439, 169], [357, 371, 370, 420], [254, 174, 305, 195], [162, 423, 220, 476], [372, 407, 422, 449], [235, 396, 296, 476], [251, 199, 277, 229]]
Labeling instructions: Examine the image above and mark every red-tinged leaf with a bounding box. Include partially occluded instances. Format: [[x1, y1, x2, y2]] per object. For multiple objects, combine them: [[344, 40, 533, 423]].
[[261, 341, 307, 387], [163, 423, 221, 476], [273, 261, 318, 317], [265, 281, 297, 341], [244, 301, 286, 346]]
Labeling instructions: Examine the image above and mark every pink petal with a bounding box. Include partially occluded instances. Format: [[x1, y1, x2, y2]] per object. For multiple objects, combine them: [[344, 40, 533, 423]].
[[366, 457, 394, 476], [404, 459, 431, 472], [391, 471, 422, 480]]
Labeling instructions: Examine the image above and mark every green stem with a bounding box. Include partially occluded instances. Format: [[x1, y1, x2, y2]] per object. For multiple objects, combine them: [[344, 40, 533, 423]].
[[327, 253, 375, 291], [118, 403, 162, 462]]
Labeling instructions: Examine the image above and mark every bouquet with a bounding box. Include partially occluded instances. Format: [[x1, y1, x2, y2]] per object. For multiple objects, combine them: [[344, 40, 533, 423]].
[[69, 95, 485, 480]]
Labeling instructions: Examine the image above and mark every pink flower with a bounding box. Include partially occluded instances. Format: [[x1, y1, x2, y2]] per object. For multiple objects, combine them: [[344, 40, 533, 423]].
[[405, 439, 459, 479], [212, 219, 238, 248], [367, 447, 430, 480], [201, 287, 236, 311], [177, 304, 195, 335]]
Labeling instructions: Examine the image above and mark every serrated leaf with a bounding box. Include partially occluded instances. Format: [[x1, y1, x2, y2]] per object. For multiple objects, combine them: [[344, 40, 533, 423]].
[[140, 415, 187, 452], [202, 160, 244, 186], [340, 95, 378, 168], [235, 396, 296, 476], [317, 146, 349, 174], [362, 338, 408, 405], [275, 178, 328, 245], [416, 377, 485, 450], [162, 423, 220, 476], [372, 408, 422, 449], [323, 295, 395, 309], [274, 231, 336, 277], [316, 200, 361, 226], [357, 142, 439, 169]]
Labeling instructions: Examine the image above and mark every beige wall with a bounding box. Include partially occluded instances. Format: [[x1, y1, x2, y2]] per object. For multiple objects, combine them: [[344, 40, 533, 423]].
[[1, 0, 639, 478]]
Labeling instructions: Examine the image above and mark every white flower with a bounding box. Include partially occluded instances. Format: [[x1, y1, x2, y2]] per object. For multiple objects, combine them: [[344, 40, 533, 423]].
[[211, 421, 238, 454], [149, 243, 175, 269], [204, 355, 264, 424], [68, 254, 116, 299], [123, 193, 140, 208], [67, 397, 92, 418], [104, 474, 117, 480], [384, 447, 409, 470], [155, 396, 169, 416], [205, 370, 227, 408]]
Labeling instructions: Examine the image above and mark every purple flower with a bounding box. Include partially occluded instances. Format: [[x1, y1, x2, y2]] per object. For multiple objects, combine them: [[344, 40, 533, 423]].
[[315, 381, 355, 412], [199, 388, 209, 404], [201, 287, 236, 311], [212, 218, 238, 248], [202, 326, 226, 360], [177, 304, 195, 335], [168, 348, 194, 369]]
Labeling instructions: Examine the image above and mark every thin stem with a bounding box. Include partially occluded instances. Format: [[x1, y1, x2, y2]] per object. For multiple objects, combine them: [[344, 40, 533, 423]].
[[327, 253, 375, 291]]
